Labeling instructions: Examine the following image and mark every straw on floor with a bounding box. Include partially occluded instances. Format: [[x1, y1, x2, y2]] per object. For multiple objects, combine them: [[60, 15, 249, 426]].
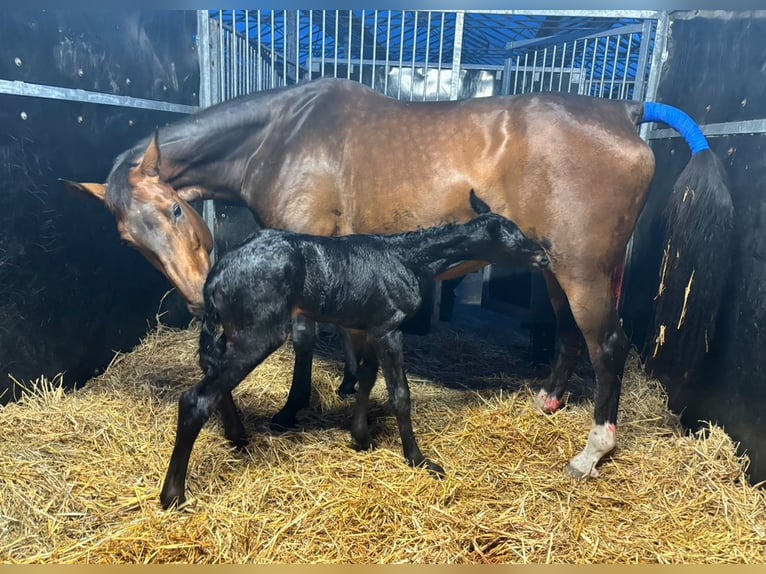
[[1, 322, 765, 563]]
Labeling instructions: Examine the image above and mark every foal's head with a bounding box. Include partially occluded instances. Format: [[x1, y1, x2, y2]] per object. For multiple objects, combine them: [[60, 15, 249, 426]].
[[469, 190, 549, 270]]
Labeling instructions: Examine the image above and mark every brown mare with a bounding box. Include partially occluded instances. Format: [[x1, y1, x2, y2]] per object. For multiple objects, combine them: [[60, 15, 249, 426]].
[[61, 77, 732, 480]]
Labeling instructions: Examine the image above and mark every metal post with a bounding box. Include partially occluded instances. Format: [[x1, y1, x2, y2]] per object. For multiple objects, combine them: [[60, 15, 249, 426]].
[[449, 11, 465, 101], [197, 11, 218, 263]]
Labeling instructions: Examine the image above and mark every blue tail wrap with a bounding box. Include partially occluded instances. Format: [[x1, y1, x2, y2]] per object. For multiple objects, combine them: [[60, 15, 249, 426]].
[[643, 102, 710, 155]]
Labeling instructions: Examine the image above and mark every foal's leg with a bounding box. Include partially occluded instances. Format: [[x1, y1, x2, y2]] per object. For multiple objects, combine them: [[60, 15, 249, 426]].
[[349, 337, 379, 450], [375, 330, 444, 477], [558, 276, 630, 479], [161, 329, 287, 509], [337, 327, 360, 398], [271, 314, 316, 430], [218, 391, 247, 449], [535, 270, 586, 413]]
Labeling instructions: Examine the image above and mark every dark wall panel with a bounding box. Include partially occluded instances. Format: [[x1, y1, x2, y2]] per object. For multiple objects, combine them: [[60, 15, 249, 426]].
[[0, 10, 200, 403], [623, 12, 766, 483]]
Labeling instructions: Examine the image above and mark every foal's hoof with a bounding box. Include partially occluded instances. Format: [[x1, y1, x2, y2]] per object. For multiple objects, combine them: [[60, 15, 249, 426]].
[[535, 389, 563, 414], [419, 459, 446, 478], [227, 434, 250, 451], [269, 411, 299, 433], [159, 486, 186, 510], [336, 381, 357, 399]]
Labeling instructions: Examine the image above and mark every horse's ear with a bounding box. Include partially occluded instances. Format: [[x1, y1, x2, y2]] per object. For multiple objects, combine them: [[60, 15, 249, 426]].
[[469, 189, 492, 215], [139, 130, 161, 177], [58, 178, 107, 202]]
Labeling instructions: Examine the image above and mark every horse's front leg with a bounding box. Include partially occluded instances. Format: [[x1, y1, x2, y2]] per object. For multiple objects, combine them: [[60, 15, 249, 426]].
[[557, 274, 629, 479], [336, 327, 359, 398], [270, 314, 315, 430], [535, 270, 586, 413]]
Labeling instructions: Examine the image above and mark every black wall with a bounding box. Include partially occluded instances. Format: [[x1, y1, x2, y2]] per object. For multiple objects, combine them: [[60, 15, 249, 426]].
[[0, 10, 199, 402], [623, 11, 766, 483]]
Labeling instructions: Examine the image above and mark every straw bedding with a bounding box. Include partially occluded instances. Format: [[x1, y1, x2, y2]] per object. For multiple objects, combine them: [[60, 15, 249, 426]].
[[1, 322, 765, 563]]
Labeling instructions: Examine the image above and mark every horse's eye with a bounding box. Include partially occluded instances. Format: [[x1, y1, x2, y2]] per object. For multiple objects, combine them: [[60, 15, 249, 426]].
[[172, 203, 183, 220]]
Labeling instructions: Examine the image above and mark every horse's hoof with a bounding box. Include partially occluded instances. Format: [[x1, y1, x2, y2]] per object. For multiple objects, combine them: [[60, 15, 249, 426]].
[[535, 389, 563, 414], [227, 434, 250, 451]]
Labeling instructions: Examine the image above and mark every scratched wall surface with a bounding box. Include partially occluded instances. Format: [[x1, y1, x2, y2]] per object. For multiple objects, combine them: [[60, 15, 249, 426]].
[[0, 10, 199, 402], [622, 12, 766, 483]]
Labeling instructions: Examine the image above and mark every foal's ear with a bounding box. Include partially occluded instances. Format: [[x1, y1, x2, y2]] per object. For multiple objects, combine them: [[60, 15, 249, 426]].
[[469, 189, 492, 215]]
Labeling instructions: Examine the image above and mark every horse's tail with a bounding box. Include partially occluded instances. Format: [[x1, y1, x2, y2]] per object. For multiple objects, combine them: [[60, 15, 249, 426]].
[[199, 285, 226, 378], [639, 102, 734, 382]]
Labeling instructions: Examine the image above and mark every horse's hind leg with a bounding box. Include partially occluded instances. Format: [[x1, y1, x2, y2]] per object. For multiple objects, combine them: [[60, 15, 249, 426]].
[[375, 330, 444, 477], [271, 314, 316, 430], [558, 275, 629, 479], [536, 270, 586, 413], [218, 391, 247, 449]]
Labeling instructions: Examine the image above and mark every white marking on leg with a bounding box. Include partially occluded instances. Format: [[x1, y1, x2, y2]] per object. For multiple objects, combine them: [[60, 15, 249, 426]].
[[566, 422, 617, 479], [535, 388, 563, 413]]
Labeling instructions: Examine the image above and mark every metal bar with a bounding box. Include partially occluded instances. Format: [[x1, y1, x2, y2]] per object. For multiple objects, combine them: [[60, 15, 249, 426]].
[[620, 32, 634, 99], [371, 10, 378, 90], [334, 11, 339, 78], [347, 10, 353, 80], [218, 11, 225, 99], [307, 10, 313, 81], [530, 49, 539, 93], [270, 11, 276, 88], [466, 10, 663, 18], [384, 11, 392, 95], [283, 10, 288, 84], [557, 42, 566, 92], [608, 35, 620, 98], [649, 119, 766, 139], [634, 18, 655, 102], [588, 37, 599, 96], [436, 12, 445, 101], [513, 54, 520, 94], [359, 10, 365, 84], [0, 78, 198, 114], [423, 11, 431, 101], [320, 10, 326, 78], [521, 52, 529, 94], [449, 10, 465, 100], [245, 10, 250, 93], [397, 11, 405, 99], [578, 38, 588, 95], [231, 11, 238, 97], [256, 11, 262, 91], [639, 13, 668, 141], [410, 11, 418, 101], [567, 39, 577, 93], [598, 36, 609, 97], [297, 10, 301, 82], [196, 11, 216, 264], [507, 22, 645, 52]]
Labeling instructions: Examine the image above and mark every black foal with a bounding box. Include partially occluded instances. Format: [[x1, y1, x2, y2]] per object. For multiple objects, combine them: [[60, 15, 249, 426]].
[[160, 191, 548, 508]]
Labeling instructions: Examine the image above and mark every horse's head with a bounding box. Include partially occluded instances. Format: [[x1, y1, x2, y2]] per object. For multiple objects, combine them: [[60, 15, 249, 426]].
[[60, 133, 213, 317]]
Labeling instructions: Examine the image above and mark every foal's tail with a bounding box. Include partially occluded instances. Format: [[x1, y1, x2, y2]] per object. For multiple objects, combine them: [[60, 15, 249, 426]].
[[639, 102, 734, 381], [199, 288, 227, 378]]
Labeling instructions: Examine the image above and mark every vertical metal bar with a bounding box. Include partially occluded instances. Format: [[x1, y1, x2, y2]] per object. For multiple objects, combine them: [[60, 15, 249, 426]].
[[347, 10, 353, 80], [541, 47, 548, 91], [283, 10, 288, 85], [609, 35, 621, 98], [598, 36, 609, 98], [410, 11, 418, 101], [321, 11, 326, 79], [334, 11, 339, 78], [359, 10, 365, 84], [512, 54, 520, 94], [231, 11, 238, 97], [197, 11, 217, 263], [297, 10, 301, 82], [521, 52, 529, 93], [423, 11, 432, 100], [578, 39, 588, 95], [218, 11, 225, 99], [245, 10, 250, 93], [568, 39, 578, 93], [397, 11, 405, 99], [588, 37, 598, 96], [435, 12, 445, 101], [270, 11, 276, 88], [256, 11, 262, 91], [449, 10, 464, 101], [308, 10, 313, 80], [371, 10, 379, 90], [620, 33, 634, 99], [634, 18, 656, 103], [384, 11, 392, 95], [530, 50, 539, 93], [548, 46, 556, 91]]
